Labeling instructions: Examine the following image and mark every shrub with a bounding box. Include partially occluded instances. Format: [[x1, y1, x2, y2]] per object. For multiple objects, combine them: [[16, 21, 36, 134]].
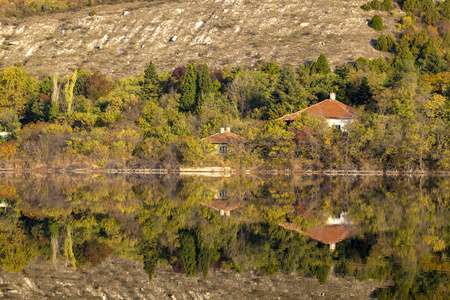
[[89, 10, 96, 17], [381, 0, 393, 11], [370, 15, 384, 30], [375, 35, 388, 51]]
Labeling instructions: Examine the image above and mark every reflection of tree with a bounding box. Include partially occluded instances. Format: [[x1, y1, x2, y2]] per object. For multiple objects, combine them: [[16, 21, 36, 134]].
[[0, 227, 36, 272]]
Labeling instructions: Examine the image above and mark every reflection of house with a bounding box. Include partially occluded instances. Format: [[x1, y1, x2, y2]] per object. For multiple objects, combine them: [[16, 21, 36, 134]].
[[278, 93, 356, 131], [201, 127, 243, 154], [304, 225, 354, 252], [0, 132, 10, 140], [278, 220, 354, 252], [202, 200, 240, 216]]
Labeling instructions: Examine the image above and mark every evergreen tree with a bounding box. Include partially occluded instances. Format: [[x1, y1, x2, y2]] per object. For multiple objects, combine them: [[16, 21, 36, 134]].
[[386, 35, 397, 52], [312, 54, 331, 74], [370, 15, 384, 30], [143, 60, 161, 99], [371, 0, 382, 10], [381, 0, 393, 11], [395, 37, 414, 61], [375, 35, 388, 51], [422, 48, 449, 74], [267, 66, 306, 119], [356, 77, 373, 106], [180, 231, 197, 277], [198, 247, 212, 278], [180, 63, 198, 113], [197, 64, 213, 97]]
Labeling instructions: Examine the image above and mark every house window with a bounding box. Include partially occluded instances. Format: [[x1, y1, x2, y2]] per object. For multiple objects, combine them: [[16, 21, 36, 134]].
[[332, 125, 341, 131], [219, 189, 227, 199], [219, 145, 227, 153]]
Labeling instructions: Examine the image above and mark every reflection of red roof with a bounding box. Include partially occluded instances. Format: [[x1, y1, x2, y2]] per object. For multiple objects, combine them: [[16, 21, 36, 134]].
[[278, 99, 356, 121], [304, 225, 354, 244], [203, 200, 241, 212], [278, 222, 303, 233], [202, 131, 243, 144]]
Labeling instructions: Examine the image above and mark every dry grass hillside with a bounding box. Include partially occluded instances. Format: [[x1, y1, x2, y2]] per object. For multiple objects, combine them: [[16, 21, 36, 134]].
[[0, 0, 403, 78]]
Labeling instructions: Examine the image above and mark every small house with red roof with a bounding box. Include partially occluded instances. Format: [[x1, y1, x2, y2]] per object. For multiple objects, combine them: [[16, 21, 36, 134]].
[[202, 127, 243, 154], [278, 93, 356, 131]]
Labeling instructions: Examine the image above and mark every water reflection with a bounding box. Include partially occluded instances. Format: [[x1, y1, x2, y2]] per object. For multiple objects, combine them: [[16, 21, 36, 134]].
[[0, 174, 448, 298]]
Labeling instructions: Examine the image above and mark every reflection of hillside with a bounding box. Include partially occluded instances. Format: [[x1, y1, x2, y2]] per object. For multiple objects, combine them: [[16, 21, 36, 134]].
[[0, 174, 447, 298]]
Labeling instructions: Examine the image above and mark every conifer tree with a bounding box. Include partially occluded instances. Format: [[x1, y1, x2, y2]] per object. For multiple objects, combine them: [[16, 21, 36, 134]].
[[197, 64, 213, 97], [143, 60, 160, 99], [312, 54, 331, 74], [381, 0, 393, 11], [370, 15, 384, 30], [375, 35, 388, 51], [180, 63, 198, 113], [268, 66, 306, 119], [422, 48, 449, 75]]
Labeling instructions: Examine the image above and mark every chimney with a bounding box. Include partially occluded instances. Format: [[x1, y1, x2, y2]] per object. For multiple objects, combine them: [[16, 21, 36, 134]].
[[220, 128, 225, 133], [330, 92, 336, 100], [226, 127, 231, 132]]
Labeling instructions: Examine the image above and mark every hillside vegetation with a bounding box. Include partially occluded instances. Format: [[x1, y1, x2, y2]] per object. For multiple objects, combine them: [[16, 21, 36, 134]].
[[0, 0, 449, 172]]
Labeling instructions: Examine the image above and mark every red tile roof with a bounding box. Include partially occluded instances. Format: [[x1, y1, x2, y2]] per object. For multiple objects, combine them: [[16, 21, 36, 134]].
[[278, 222, 304, 233], [203, 200, 241, 212], [304, 225, 354, 244], [278, 99, 356, 121], [278, 223, 354, 244], [202, 131, 243, 144]]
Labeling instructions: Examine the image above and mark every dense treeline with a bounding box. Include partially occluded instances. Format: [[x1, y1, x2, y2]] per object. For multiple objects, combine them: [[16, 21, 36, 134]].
[[0, 1, 449, 171], [0, 175, 448, 298]]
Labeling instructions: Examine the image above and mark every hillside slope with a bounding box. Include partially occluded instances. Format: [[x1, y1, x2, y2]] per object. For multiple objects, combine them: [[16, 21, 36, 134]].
[[0, 0, 401, 78]]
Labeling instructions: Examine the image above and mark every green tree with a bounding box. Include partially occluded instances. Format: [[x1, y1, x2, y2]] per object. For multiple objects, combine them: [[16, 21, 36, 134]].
[[375, 35, 388, 51], [142, 59, 161, 99], [180, 63, 198, 113], [422, 48, 449, 74], [356, 77, 373, 106], [371, 0, 382, 10], [312, 54, 331, 74], [381, 0, 393, 11], [267, 66, 306, 119], [370, 15, 384, 30], [0, 66, 38, 118], [198, 64, 213, 96], [180, 230, 197, 277], [386, 35, 396, 52]]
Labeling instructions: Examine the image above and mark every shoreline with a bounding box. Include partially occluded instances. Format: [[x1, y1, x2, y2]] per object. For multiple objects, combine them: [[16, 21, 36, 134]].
[[1, 167, 450, 176]]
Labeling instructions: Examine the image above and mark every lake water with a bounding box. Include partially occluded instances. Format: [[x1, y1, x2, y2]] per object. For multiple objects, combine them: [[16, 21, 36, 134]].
[[0, 174, 448, 299]]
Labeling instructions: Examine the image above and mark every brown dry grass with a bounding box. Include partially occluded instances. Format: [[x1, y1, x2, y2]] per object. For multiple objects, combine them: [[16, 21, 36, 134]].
[[0, 0, 403, 78]]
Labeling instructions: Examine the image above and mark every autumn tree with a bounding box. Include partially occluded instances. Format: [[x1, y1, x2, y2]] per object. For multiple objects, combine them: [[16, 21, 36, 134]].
[[0, 65, 38, 118]]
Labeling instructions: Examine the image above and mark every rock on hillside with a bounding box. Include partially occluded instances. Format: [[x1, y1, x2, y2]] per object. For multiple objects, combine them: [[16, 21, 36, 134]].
[[0, 0, 401, 79]]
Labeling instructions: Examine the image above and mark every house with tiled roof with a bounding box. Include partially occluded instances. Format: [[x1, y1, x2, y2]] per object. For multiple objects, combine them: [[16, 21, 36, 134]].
[[278, 93, 356, 131], [202, 127, 243, 154]]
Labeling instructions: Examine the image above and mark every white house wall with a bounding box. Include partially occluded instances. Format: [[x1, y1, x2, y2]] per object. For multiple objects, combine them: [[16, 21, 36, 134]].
[[326, 119, 353, 131]]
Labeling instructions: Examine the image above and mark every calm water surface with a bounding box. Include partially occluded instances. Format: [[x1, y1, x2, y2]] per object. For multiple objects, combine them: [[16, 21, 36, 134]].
[[0, 174, 448, 299]]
